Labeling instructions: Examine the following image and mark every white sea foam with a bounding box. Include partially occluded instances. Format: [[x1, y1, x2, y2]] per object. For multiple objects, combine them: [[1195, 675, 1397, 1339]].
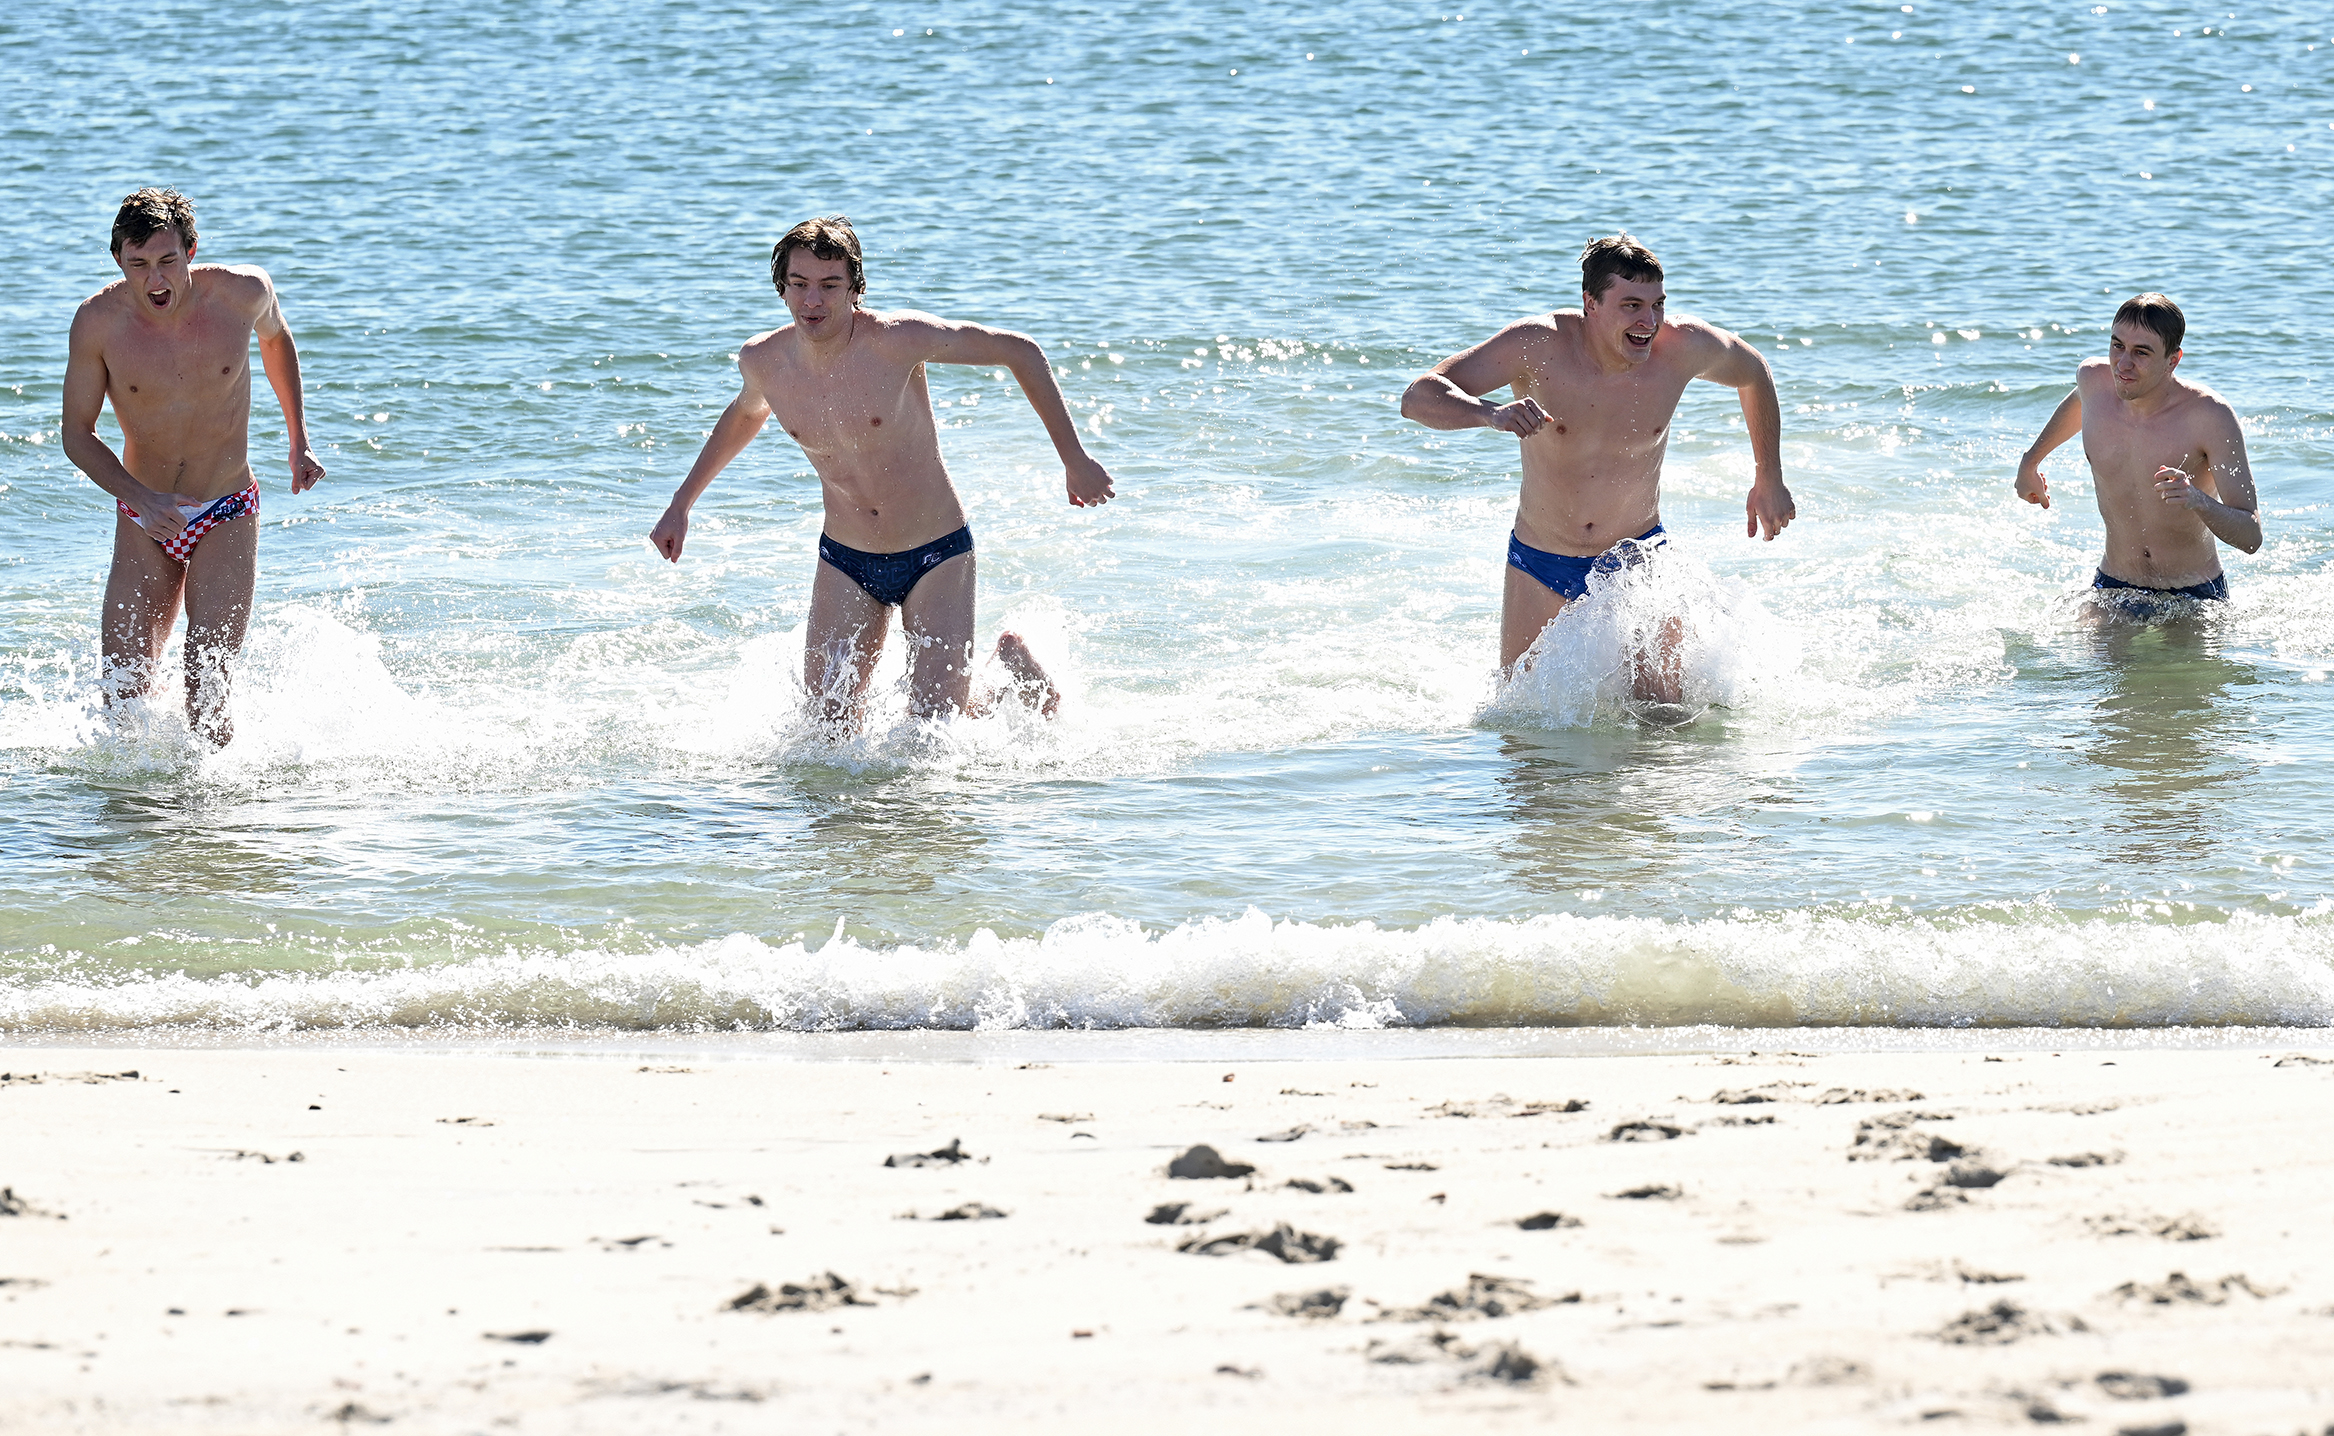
[[7, 907, 2329, 1034]]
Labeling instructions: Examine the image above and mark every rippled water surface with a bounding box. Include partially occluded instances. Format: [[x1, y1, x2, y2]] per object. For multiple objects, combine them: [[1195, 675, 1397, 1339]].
[[3, 0, 2331, 1030]]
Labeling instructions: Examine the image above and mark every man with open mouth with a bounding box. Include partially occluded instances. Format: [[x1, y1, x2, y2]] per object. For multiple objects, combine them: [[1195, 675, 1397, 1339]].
[[62, 187, 324, 746], [648, 214, 1115, 726], [1400, 233, 1794, 706], [2012, 292, 2262, 618]]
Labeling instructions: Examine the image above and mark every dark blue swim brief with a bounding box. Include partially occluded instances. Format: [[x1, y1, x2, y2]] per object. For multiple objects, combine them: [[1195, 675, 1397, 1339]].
[[1507, 524, 1668, 602], [2092, 568, 2228, 603], [818, 525, 974, 607]]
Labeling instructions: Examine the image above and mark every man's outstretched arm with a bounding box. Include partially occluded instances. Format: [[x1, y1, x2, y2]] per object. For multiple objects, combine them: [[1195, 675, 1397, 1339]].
[[2015, 390, 2083, 510], [2156, 402, 2262, 554], [649, 368, 773, 562], [1696, 328, 1793, 540], [1400, 325, 1548, 436], [251, 272, 325, 493], [913, 318, 1115, 507]]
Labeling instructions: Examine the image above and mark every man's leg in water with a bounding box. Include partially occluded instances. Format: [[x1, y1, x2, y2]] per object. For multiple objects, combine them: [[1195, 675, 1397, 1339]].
[[804, 559, 892, 726], [899, 551, 978, 719], [897, 553, 1062, 719], [1501, 556, 1687, 704], [179, 512, 256, 746], [100, 512, 186, 707], [1499, 562, 1570, 672]]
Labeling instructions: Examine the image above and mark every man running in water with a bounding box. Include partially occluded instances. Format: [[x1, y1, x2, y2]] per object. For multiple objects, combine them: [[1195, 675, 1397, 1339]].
[[62, 188, 325, 747], [650, 215, 1114, 724], [2014, 292, 2260, 612], [1400, 234, 1793, 704]]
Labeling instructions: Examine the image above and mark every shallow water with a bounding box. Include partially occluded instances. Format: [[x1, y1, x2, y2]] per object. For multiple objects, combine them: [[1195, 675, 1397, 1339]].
[[3, 0, 2330, 1032]]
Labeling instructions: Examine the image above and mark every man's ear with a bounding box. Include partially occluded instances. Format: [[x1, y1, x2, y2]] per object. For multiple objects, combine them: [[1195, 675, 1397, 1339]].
[[2166, 347, 2181, 371]]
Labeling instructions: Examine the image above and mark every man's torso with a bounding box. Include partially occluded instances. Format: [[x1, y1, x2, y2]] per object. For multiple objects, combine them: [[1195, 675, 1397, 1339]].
[[1508, 313, 1702, 556], [2078, 361, 2227, 588], [748, 311, 966, 553], [90, 265, 264, 503]]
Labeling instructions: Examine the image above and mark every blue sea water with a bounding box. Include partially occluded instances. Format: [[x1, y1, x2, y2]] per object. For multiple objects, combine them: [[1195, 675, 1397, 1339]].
[[2, 0, 2330, 1031]]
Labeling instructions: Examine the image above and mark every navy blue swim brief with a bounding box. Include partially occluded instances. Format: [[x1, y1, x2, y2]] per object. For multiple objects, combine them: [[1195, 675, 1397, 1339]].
[[818, 525, 974, 607], [1506, 524, 1668, 602]]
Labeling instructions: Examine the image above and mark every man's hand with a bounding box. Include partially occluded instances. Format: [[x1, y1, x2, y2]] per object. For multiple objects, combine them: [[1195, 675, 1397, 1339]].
[[649, 505, 689, 562], [2015, 460, 2051, 509], [2155, 465, 2210, 510], [290, 446, 326, 494], [133, 491, 203, 542], [1065, 452, 1116, 508], [1746, 477, 1795, 541], [1487, 397, 1549, 437]]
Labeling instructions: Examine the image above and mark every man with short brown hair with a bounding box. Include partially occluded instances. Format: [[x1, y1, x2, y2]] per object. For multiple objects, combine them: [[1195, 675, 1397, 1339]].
[[2014, 292, 2261, 611], [62, 188, 324, 746], [1400, 233, 1793, 704], [650, 215, 1115, 724]]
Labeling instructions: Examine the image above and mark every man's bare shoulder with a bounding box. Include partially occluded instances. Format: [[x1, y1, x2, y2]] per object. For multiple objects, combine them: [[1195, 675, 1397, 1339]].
[[857, 308, 957, 348], [2073, 355, 2112, 388], [71, 283, 130, 339], [1655, 312, 1736, 353], [2168, 375, 2242, 433], [201, 263, 276, 314]]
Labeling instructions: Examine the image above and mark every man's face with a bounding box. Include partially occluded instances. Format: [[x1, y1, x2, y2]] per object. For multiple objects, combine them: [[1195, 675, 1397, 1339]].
[[782, 252, 858, 339], [116, 230, 193, 317], [1583, 276, 1665, 364], [2107, 320, 2179, 399]]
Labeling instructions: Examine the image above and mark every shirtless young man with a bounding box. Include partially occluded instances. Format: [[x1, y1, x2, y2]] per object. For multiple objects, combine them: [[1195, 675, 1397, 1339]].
[[62, 188, 325, 747], [1400, 234, 1793, 704], [649, 215, 1115, 724], [2014, 293, 2261, 612]]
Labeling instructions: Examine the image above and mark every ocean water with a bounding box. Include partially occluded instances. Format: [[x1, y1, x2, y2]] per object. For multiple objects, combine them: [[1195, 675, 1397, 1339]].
[[2, 0, 2330, 1033]]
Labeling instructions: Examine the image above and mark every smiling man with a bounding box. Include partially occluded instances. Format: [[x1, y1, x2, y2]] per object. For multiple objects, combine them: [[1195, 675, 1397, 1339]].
[[650, 214, 1115, 725], [62, 187, 324, 747], [2014, 292, 2261, 613], [1400, 233, 1793, 703]]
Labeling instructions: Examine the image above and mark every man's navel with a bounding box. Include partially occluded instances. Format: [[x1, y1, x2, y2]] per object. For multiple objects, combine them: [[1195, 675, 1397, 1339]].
[[1554, 423, 1567, 434], [869, 416, 882, 427]]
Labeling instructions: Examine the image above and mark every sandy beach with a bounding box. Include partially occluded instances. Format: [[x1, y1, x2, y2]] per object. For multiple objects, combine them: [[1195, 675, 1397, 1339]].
[[4, 1034, 2331, 1432]]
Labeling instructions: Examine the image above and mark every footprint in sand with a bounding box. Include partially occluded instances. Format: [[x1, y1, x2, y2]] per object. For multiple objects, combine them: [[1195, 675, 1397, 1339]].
[[482, 1330, 551, 1344], [2108, 1271, 2275, 1305], [2086, 1213, 2219, 1242], [908, 1203, 1007, 1222], [1515, 1211, 1582, 1230], [885, 1138, 974, 1168], [2096, 1370, 2190, 1400], [1363, 1328, 1547, 1383], [1607, 1184, 1682, 1201], [1260, 1286, 1349, 1319], [1167, 1145, 1256, 1179], [1146, 1202, 1228, 1225], [1604, 1121, 1687, 1142], [1254, 1124, 1312, 1143], [1175, 1223, 1340, 1263], [1282, 1177, 1354, 1194], [1372, 1273, 1576, 1322], [1932, 1300, 2087, 1345], [1847, 1111, 1962, 1162], [2048, 1150, 2125, 1168], [726, 1273, 878, 1313]]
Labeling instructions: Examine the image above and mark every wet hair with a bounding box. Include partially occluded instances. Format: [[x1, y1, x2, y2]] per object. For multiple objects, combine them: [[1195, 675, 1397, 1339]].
[[111, 187, 197, 257], [2113, 292, 2185, 355], [771, 215, 865, 298], [1579, 233, 1663, 302]]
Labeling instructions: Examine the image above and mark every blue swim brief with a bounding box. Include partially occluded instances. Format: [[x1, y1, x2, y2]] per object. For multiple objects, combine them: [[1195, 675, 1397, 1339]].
[[1507, 524, 1668, 601], [2092, 569, 2227, 603], [818, 525, 974, 607]]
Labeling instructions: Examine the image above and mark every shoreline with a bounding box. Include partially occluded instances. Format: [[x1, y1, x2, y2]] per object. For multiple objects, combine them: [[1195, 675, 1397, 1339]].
[[5, 1023, 2332, 1060], [6, 1039, 2332, 1430]]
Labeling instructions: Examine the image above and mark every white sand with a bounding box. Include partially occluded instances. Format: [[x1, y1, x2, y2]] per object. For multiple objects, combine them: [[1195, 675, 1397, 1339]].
[[4, 1037, 2333, 1432]]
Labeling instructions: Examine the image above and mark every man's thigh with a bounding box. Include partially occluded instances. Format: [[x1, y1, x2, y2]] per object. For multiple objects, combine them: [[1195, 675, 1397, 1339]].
[[180, 514, 258, 652], [1500, 561, 1571, 670], [102, 514, 186, 665], [899, 551, 977, 713], [804, 558, 892, 696]]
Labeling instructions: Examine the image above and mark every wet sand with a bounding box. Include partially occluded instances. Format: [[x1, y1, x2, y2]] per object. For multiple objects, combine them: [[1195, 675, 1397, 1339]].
[[4, 1038, 2332, 1432]]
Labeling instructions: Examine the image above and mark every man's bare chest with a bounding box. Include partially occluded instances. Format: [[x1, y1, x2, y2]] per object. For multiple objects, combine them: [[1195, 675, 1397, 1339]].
[[1517, 366, 1682, 453], [766, 367, 925, 459], [105, 319, 251, 415]]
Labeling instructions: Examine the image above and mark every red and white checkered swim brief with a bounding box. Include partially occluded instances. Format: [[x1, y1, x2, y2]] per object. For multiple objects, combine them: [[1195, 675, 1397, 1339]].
[[117, 481, 260, 564]]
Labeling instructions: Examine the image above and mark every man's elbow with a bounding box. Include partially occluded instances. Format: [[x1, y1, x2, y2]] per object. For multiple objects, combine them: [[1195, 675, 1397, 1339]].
[[1398, 379, 1434, 423]]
